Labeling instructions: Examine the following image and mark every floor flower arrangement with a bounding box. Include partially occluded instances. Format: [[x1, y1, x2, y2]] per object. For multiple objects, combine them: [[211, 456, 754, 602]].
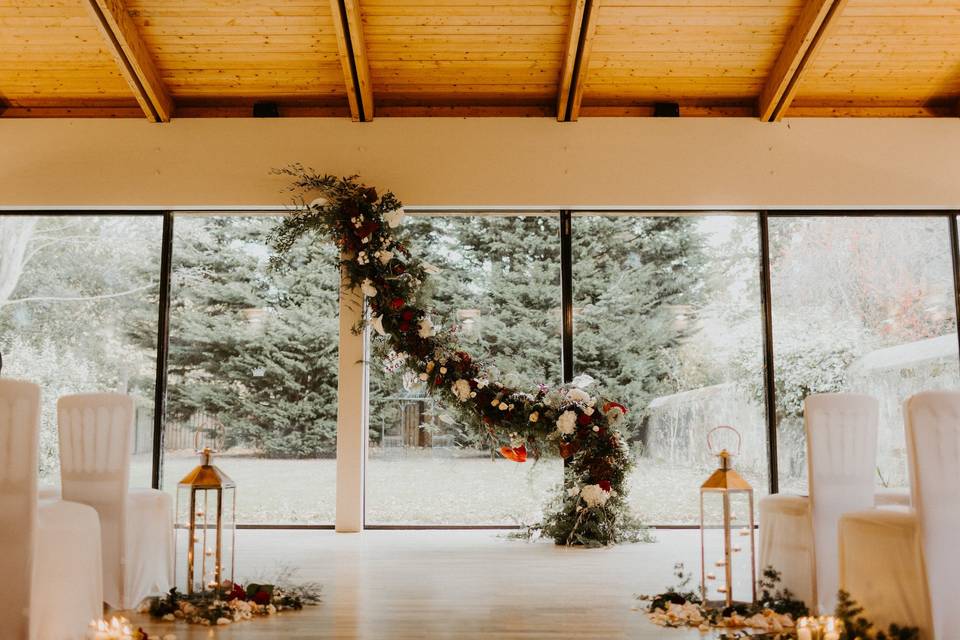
[[638, 565, 920, 639], [140, 581, 321, 628], [269, 167, 645, 547]]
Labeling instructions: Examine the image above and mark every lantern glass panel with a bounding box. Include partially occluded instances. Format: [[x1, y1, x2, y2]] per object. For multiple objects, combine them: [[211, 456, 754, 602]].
[[176, 484, 236, 595], [700, 488, 755, 606]]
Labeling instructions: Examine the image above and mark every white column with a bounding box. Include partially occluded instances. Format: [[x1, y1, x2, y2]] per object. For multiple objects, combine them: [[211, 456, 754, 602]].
[[335, 265, 368, 532]]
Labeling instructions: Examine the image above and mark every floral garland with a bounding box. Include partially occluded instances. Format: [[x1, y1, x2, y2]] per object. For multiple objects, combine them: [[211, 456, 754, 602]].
[[270, 166, 643, 546], [141, 582, 320, 628]]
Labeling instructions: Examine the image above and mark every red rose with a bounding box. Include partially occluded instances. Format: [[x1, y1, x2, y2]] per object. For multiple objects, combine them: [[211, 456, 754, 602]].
[[598, 480, 612, 492], [393, 264, 406, 275], [357, 221, 380, 239], [401, 309, 415, 321], [434, 375, 443, 385], [390, 298, 404, 311], [253, 590, 271, 605], [399, 321, 410, 332], [603, 401, 628, 415], [227, 583, 247, 601], [577, 413, 592, 426]]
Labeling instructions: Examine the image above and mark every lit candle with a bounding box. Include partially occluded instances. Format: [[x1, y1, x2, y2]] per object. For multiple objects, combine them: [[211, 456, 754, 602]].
[[823, 617, 840, 640]]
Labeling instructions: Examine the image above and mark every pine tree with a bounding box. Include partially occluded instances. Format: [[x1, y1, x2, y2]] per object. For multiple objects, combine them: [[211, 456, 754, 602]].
[[130, 217, 341, 458]]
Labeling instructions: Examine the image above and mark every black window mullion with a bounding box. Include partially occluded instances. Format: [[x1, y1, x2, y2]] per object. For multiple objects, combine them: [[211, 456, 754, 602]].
[[560, 210, 574, 384], [949, 214, 960, 371], [151, 211, 174, 491], [758, 211, 779, 495]]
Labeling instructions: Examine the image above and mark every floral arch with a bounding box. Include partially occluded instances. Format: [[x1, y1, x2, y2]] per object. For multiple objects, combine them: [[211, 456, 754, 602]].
[[271, 167, 643, 546]]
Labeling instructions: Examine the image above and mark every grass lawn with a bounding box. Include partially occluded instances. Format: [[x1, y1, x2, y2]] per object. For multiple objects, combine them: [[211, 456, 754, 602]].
[[131, 450, 769, 526]]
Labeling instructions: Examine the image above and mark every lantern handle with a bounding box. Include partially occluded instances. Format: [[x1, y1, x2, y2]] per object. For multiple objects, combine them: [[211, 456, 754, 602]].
[[193, 418, 226, 454], [707, 425, 741, 457]]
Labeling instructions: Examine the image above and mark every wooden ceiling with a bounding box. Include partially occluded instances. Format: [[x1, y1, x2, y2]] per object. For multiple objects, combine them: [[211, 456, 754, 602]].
[[1, 0, 958, 121]]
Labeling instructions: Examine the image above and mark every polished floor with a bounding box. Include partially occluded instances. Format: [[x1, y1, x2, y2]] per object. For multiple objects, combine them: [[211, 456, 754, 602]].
[[123, 529, 711, 639]]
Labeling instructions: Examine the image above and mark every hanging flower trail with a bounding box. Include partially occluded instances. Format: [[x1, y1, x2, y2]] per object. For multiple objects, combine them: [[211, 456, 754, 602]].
[[270, 167, 645, 546]]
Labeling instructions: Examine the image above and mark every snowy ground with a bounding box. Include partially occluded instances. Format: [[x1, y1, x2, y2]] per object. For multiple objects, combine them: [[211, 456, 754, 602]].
[[123, 450, 771, 526]]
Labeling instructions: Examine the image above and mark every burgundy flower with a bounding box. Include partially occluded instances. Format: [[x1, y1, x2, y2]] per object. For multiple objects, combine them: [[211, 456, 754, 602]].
[[399, 321, 410, 332], [434, 375, 443, 385], [598, 480, 612, 492], [401, 309, 415, 321], [227, 583, 247, 601], [252, 590, 271, 605], [577, 413, 592, 426], [390, 298, 405, 311]]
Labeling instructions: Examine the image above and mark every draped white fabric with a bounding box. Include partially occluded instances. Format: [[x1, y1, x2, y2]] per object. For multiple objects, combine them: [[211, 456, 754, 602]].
[[32, 499, 104, 640], [759, 393, 878, 614], [839, 508, 932, 638], [838, 391, 960, 640], [759, 494, 814, 607], [0, 380, 103, 640], [905, 391, 960, 639], [58, 393, 173, 610], [0, 379, 40, 639]]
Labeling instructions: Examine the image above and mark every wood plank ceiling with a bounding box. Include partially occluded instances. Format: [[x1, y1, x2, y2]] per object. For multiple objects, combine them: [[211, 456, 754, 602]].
[[0, 0, 958, 120]]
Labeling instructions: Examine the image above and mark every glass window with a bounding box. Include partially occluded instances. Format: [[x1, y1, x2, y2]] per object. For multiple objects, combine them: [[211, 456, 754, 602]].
[[573, 214, 768, 524], [162, 215, 339, 524], [769, 216, 960, 493], [0, 215, 162, 488], [366, 215, 563, 525]]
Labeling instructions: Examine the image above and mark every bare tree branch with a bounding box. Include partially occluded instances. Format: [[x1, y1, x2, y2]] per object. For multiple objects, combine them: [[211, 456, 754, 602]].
[[1, 283, 156, 307]]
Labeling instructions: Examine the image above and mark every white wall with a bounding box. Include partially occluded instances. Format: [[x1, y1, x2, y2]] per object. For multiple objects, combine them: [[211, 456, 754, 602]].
[[3, 117, 960, 210]]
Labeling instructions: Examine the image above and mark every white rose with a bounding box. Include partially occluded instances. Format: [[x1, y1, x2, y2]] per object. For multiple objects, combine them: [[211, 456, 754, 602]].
[[566, 388, 591, 404], [579, 483, 611, 508], [451, 379, 472, 402], [571, 373, 596, 389], [376, 249, 394, 265], [360, 278, 377, 297], [383, 207, 406, 228], [418, 317, 435, 338], [498, 402, 508, 411], [556, 410, 577, 435]]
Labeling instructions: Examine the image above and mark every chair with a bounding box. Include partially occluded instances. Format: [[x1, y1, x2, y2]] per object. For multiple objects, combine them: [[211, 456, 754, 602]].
[[839, 390, 960, 639], [759, 393, 879, 614], [0, 379, 103, 640], [58, 393, 174, 610]]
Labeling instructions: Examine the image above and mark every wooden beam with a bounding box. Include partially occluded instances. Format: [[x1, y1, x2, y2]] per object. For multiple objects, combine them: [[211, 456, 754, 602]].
[[757, 0, 849, 122], [556, 0, 600, 122], [84, 0, 173, 122], [330, 0, 374, 121]]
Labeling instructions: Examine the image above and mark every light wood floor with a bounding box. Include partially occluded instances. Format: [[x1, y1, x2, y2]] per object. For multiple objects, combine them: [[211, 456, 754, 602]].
[[121, 530, 712, 639]]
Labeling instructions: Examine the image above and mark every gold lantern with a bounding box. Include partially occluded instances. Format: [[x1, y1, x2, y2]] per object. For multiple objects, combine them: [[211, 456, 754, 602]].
[[699, 426, 756, 608], [176, 447, 236, 595]]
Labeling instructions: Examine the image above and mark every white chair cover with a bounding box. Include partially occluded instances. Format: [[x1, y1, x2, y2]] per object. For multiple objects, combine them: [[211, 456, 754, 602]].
[[759, 393, 878, 614], [806, 393, 878, 614], [905, 390, 960, 639], [839, 508, 931, 638], [0, 379, 103, 640], [838, 391, 960, 640], [0, 379, 40, 639], [58, 393, 173, 610]]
